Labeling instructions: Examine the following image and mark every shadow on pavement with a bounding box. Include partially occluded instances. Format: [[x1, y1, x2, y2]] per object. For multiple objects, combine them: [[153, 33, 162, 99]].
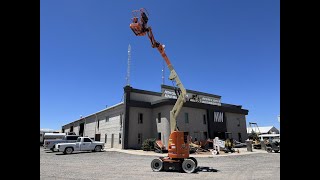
[[45, 151, 56, 153], [194, 166, 219, 173], [55, 151, 106, 155]]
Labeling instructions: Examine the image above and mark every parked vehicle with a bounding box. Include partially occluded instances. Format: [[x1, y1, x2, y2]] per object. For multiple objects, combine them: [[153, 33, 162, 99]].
[[266, 137, 280, 153], [40, 129, 56, 145], [55, 137, 105, 154], [258, 134, 280, 142], [43, 135, 79, 151], [44, 133, 66, 140]]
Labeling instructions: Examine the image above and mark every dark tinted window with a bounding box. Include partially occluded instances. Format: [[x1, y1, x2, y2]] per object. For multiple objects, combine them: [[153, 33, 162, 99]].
[[66, 136, 79, 140], [84, 138, 92, 142], [158, 113, 161, 123], [138, 113, 143, 124], [185, 113, 189, 123]]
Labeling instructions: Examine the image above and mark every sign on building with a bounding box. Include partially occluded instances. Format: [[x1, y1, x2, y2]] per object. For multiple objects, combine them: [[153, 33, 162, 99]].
[[214, 112, 224, 122], [161, 86, 221, 106]]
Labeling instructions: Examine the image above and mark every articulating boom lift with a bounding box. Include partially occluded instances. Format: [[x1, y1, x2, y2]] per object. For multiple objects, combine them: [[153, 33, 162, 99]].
[[130, 8, 197, 173]]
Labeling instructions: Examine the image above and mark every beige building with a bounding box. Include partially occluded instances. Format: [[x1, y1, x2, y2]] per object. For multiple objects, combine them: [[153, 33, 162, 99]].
[[62, 85, 249, 149]]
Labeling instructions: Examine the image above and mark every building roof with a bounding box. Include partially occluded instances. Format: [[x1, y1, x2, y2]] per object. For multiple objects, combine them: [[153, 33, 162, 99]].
[[247, 126, 279, 134], [62, 102, 124, 127]]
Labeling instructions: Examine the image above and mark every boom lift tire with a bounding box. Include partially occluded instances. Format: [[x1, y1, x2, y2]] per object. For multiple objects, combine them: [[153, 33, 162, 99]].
[[188, 157, 198, 168], [151, 158, 163, 172], [182, 159, 196, 173]]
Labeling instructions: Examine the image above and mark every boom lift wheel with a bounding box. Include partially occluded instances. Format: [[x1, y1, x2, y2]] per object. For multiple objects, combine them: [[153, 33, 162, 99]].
[[151, 158, 163, 172], [182, 159, 196, 173], [188, 157, 198, 168]]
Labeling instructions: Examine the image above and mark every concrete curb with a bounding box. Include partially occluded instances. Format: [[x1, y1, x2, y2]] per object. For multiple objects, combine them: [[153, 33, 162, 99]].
[[103, 148, 268, 158]]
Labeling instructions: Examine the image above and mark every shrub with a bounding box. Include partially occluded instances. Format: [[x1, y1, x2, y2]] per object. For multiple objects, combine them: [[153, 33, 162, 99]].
[[142, 138, 156, 151]]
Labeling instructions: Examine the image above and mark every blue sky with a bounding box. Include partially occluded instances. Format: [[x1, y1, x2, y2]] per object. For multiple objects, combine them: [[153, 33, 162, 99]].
[[40, 0, 280, 130]]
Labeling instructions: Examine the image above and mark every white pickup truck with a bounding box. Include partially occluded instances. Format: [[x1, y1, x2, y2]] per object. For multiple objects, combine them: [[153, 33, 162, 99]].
[[43, 135, 79, 151], [55, 137, 105, 154]]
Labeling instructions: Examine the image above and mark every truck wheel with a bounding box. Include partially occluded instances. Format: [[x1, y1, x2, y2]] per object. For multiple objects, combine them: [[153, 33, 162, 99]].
[[64, 147, 73, 154], [50, 148, 55, 152], [182, 159, 196, 173], [94, 145, 102, 152], [151, 158, 163, 172]]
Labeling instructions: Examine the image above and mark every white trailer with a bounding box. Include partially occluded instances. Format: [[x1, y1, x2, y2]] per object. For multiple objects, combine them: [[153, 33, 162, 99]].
[[40, 129, 55, 145], [44, 133, 66, 140]]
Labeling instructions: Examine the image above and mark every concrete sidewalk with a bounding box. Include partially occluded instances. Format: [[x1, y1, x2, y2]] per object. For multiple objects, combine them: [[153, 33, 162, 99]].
[[103, 147, 268, 158]]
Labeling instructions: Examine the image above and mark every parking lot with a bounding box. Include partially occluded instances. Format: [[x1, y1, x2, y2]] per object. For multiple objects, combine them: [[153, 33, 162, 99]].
[[40, 147, 280, 180]]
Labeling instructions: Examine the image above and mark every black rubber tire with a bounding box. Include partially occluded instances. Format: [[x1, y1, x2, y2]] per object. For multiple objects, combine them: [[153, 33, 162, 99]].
[[151, 158, 163, 172], [189, 157, 198, 168], [266, 147, 272, 153], [182, 159, 196, 173], [94, 145, 102, 152], [64, 147, 73, 154]]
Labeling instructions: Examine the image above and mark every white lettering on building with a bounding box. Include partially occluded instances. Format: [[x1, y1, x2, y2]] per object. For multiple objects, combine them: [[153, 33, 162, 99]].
[[163, 90, 177, 99], [162, 89, 221, 106]]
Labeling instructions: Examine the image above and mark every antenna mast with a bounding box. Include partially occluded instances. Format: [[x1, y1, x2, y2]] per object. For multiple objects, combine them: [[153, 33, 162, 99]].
[[162, 60, 165, 85], [126, 44, 131, 86]]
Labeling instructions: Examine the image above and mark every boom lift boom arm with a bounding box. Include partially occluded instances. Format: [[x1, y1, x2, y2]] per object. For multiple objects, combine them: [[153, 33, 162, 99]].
[[130, 9, 188, 133]]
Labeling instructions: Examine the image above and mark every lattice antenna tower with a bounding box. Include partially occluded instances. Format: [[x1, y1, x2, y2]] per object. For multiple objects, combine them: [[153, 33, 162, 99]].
[[126, 44, 131, 86]]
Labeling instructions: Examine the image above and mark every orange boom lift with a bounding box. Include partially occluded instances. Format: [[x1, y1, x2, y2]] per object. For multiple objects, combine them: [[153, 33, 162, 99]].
[[130, 8, 198, 173]]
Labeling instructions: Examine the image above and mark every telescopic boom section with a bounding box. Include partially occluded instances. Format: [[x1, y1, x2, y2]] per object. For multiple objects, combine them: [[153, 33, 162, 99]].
[[130, 10, 187, 133]]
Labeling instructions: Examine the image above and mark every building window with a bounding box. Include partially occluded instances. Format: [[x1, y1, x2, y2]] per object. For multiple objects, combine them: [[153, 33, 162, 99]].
[[203, 132, 208, 140], [70, 126, 73, 132], [138, 133, 142, 144], [158, 113, 161, 123], [106, 116, 109, 122], [158, 132, 161, 140], [183, 132, 189, 143], [119, 133, 122, 144], [203, 114, 206, 124], [97, 119, 100, 130], [238, 133, 242, 142], [185, 113, 189, 124], [237, 118, 240, 127], [138, 113, 143, 124]]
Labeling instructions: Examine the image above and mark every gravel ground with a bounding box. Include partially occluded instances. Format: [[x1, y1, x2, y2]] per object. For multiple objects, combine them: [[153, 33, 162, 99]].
[[40, 147, 280, 180]]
